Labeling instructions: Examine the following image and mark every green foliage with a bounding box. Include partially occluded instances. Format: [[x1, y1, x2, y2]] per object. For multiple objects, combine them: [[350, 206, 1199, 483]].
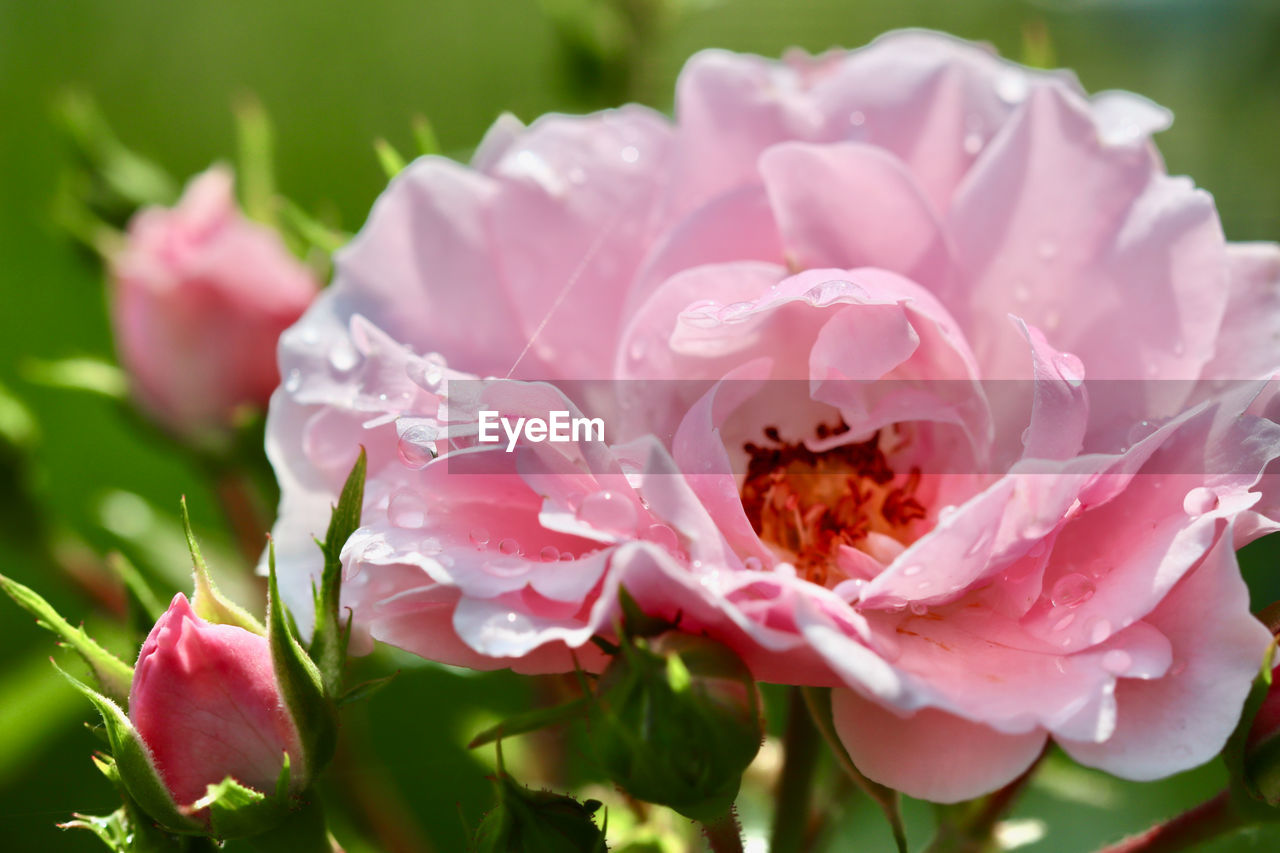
[[310, 447, 366, 697], [0, 573, 134, 703]]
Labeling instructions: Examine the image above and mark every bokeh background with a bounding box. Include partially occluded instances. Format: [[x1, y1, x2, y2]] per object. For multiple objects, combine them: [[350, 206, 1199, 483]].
[[3, 0, 1280, 850]]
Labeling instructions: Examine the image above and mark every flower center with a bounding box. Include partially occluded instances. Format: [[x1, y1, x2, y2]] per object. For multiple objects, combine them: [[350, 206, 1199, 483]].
[[740, 422, 926, 587]]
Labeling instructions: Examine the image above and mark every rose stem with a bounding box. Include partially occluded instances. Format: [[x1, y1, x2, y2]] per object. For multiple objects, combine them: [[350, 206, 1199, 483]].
[[700, 808, 745, 853], [1095, 791, 1246, 853], [770, 686, 822, 853]]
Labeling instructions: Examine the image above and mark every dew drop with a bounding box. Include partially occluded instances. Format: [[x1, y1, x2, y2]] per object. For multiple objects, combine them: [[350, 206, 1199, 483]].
[[1182, 487, 1218, 516], [743, 556, 764, 571], [408, 353, 447, 390], [1087, 616, 1113, 644], [903, 564, 923, 577], [628, 338, 648, 361], [397, 424, 439, 469], [577, 491, 639, 534], [284, 369, 302, 392], [804, 279, 859, 306], [1127, 420, 1158, 446], [996, 70, 1030, 104], [387, 491, 428, 528], [849, 110, 866, 127], [1101, 649, 1131, 674], [1051, 573, 1096, 608], [963, 131, 984, 155], [716, 301, 756, 323], [641, 522, 679, 551], [560, 551, 575, 561], [620, 146, 639, 164], [539, 545, 560, 562], [1054, 352, 1085, 388], [909, 602, 928, 616], [1052, 613, 1076, 632], [328, 343, 360, 373], [469, 528, 491, 549], [1170, 659, 1188, 676], [498, 538, 522, 556]]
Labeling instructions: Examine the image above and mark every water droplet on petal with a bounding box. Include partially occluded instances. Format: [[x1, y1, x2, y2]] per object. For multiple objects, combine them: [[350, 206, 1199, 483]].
[[398, 424, 439, 469], [498, 538, 522, 556], [909, 602, 928, 616], [804, 280, 859, 307], [641, 523, 679, 551], [328, 342, 360, 374], [539, 545, 560, 562], [996, 70, 1030, 104], [1054, 352, 1085, 388], [1101, 649, 1131, 674], [1051, 573, 1096, 608], [469, 528, 491, 549], [716, 301, 756, 323], [620, 146, 639, 164], [1183, 487, 1218, 516], [1052, 613, 1076, 632], [963, 131, 984, 155], [284, 369, 302, 392], [388, 491, 428, 528], [903, 565, 923, 577], [1087, 616, 1113, 644], [743, 556, 763, 571], [849, 110, 866, 126], [577, 491, 638, 535], [408, 353, 446, 390]]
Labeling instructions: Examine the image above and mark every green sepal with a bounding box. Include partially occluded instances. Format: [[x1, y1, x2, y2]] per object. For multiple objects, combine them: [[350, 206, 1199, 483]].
[[586, 625, 762, 823], [0, 573, 134, 703], [617, 585, 674, 640], [374, 139, 408, 180], [268, 543, 337, 776], [191, 758, 293, 841], [181, 498, 264, 635], [53, 663, 201, 835], [1227, 640, 1280, 818], [310, 448, 366, 697], [474, 769, 607, 853], [411, 115, 441, 157], [22, 356, 129, 400], [233, 96, 278, 229], [337, 671, 399, 707], [468, 696, 589, 749], [279, 199, 349, 255], [67, 755, 202, 852]]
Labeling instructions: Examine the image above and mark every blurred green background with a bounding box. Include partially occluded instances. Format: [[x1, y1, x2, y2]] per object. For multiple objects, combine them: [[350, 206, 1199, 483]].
[[2, 0, 1280, 851]]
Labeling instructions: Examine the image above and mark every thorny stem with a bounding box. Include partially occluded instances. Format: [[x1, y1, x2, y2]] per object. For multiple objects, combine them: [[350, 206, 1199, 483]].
[[701, 809, 745, 853], [770, 687, 822, 853], [1095, 792, 1246, 853]]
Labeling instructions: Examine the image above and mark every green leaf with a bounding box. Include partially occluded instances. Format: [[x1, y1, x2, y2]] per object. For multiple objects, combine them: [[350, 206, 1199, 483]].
[[336, 671, 399, 707], [467, 697, 589, 749], [374, 139, 408, 180], [1228, 640, 1280, 816], [22, 356, 128, 400], [0, 573, 134, 703], [310, 448, 366, 696], [268, 543, 337, 777], [181, 497, 264, 634], [194, 775, 272, 840], [279, 199, 349, 255], [54, 663, 201, 834], [60, 807, 131, 851], [54, 90, 178, 208]]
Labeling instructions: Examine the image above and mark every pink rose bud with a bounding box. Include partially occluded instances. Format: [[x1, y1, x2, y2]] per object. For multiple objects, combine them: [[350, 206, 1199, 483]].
[[130, 593, 305, 808], [109, 166, 318, 445]]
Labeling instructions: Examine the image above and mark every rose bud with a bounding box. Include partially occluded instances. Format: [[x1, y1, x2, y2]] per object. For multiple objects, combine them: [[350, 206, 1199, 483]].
[[109, 165, 317, 447], [588, 631, 763, 822], [474, 772, 606, 853], [129, 593, 306, 813]]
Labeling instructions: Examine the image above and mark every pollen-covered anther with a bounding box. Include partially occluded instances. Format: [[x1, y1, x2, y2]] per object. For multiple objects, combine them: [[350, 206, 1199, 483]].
[[740, 422, 925, 587]]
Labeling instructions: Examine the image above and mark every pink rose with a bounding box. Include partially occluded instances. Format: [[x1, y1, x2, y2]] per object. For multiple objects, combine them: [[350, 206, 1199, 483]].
[[130, 593, 304, 809], [266, 31, 1280, 801], [111, 166, 318, 444]]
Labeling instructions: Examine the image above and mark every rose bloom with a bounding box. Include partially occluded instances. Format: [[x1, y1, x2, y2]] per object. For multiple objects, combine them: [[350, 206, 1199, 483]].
[[111, 166, 318, 445], [267, 32, 1280, 801]]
